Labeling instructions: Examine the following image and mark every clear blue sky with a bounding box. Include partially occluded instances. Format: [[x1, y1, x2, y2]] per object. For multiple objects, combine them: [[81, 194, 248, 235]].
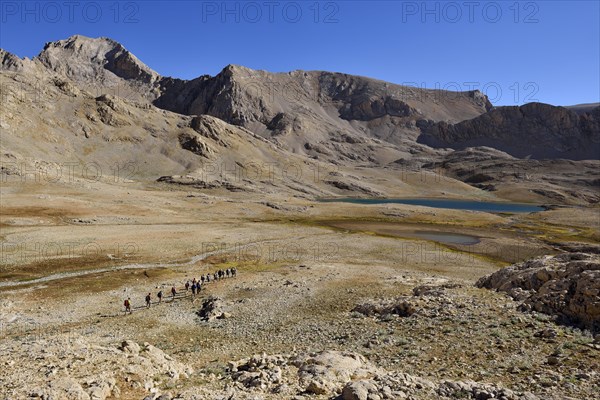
[[1, 1, 598, 106]]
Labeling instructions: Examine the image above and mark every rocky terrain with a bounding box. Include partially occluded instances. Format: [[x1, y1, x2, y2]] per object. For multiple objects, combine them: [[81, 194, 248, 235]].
[[420, 147, 600, 204], [2, 264, 599, 400], [477, 251, 600, 329], [0, 35, 599, 400], [0, 337, 192, 400], [419, 103, 600, 160]]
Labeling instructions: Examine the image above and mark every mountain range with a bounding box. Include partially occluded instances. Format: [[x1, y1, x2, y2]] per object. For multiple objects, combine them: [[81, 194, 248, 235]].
[[1, 35, 598, 204]]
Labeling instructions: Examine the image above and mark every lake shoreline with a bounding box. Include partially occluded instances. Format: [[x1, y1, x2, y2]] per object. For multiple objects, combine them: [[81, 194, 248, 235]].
[[317, 197, 546, 213]]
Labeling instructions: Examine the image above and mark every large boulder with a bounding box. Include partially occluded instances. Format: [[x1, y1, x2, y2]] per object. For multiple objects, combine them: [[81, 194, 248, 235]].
[[197, 296, 229, 321], [294, 351, 380, 395]]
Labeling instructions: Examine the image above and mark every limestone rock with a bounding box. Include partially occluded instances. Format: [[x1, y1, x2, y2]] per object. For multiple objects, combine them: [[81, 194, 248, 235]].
[[197, 297, 227, 322], [295, 351, 379, 395], [420, 103, 600, 160], [477, 252, 600, 328]]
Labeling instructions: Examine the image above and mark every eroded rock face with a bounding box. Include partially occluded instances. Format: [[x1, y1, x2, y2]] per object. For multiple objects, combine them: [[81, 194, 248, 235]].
[[179, 132, 214, 158], [228, 353, 288, 392], [419, 103, 600, 160], [188, 115, 234, 149], [340, 373, 439, 400], [353, 284, 466, 321], [37, 35, 159, 85], [0, 49, 26, 71], [477, 252, 600, 328], [437, 380, 538, 400]]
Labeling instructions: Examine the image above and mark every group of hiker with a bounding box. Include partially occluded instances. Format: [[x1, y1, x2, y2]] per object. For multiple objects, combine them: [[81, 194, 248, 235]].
[[123, 267, 238, 314]]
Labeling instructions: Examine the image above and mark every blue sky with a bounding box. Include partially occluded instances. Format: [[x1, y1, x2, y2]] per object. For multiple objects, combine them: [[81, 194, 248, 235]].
[[1, 1, 598, 106]]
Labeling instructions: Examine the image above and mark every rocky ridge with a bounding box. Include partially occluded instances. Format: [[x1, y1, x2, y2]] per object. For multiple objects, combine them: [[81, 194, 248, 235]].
[[419, 103, 600, 160]]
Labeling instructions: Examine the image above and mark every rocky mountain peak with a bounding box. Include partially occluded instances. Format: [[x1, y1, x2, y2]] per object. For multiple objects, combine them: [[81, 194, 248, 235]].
[[0, 49, 26, 71], [220, 64, 255, 77], [468, 89, 494, 111], [36, 35, 159, 85]]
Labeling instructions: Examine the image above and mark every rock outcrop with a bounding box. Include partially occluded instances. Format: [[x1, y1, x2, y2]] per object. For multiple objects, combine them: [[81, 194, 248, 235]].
[[0, 49, 28, 71], [295, 351, 380, 395], [218, 350, 542, 400], [36, 35, 160, 87], [197, 296, 231, 321], [419, 103, 600, 160], [352, 298, 417, 318], [477, 252, 600, 328]]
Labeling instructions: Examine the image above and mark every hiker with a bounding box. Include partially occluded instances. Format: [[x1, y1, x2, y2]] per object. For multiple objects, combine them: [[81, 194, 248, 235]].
[[124, 298, 132, 314], [206, 274, 210, 282], [232, 267, 237, 277], [201, 275, 205, 283], [157, 290, 163, 304], [226, 268, 231, 278], [171, 286, 177, 300], [213, 272, 218, 281], [191, 282, 197, 296], [145, 293, 151, 308], [185, 281, 190, 291]]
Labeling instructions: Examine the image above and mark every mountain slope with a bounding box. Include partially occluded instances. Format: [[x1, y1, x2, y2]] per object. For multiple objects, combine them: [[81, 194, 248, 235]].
[[1, 60, 475, 199], [418, 103, 600, 160], [153, 64, 492, 153], [37, 35, 159, 84], [1, 35, 598, 204], [3, 35, 597, 164], [0, 65, 319, 193], [2, 35, 493, 163]]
